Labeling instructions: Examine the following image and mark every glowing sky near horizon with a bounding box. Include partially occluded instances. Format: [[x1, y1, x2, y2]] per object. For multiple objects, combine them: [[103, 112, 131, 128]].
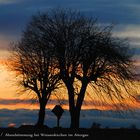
[[0, 0, 140, 110]]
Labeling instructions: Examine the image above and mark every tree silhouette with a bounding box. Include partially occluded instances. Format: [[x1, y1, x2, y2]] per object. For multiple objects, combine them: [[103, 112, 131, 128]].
[[43, 9, 136, 128], [9, 17, 61, 127], [10, 9, 137, 129]]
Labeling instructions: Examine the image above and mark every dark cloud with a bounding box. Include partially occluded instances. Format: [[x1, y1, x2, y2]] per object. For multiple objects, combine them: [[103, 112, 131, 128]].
[[0, 0, 140, 51], [135, 95, 140, 101], [0, 0, 140, 36], [0, 109, 140, 128], [0, 109, 38, 127], [0, 98, 37, 105], [0, 98, 138, 111]]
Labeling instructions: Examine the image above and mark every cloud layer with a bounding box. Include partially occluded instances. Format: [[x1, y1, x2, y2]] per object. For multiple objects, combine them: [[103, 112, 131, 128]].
[[0, 109, 140, 128], [0, 0, 140, 57], [0, 0, 19, 5], [0, 0, 140, 35]]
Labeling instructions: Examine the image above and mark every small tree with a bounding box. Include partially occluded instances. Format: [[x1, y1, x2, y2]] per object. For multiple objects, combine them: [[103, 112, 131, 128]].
[[91, 122, 101, 129], [9, 17, 61, 127]]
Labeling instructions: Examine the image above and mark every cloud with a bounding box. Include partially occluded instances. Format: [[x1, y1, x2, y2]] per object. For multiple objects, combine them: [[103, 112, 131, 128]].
[[135, 95, 140, 101], [0, 109, 140, 128], [113, 25, 140, 39], [0, 109, 38, 127], [0, 0, 140, 49], [112, 24, 140, 57], [0, 98, 37, 105], [0, 0, 140, 53], [0, 0, 19, 5], [0, 97, 139, 111], [8, 123, 16, 127]]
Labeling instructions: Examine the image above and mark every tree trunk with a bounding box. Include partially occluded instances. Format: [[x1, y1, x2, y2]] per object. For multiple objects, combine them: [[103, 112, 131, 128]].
[[70, 82, 88, 129], [70, 109, 80, 129], [66, 83, 77, 129], [66, 79, 88, 128], [36, 101, 46, 128]]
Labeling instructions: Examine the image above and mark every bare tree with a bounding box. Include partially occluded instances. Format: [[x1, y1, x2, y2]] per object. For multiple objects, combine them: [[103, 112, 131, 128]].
[[42, 9, 136, 128], [10, 9, 137, 129], [9, 17, 61, 128]]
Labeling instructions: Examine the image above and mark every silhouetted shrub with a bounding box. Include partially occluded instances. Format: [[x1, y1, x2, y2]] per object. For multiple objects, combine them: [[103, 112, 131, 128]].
[[91, 122, 101, 129], [129, 124, 137, 129]]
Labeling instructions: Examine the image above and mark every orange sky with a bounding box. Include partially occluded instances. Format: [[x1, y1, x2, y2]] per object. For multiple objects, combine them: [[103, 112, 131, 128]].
[[0, 50, 140, 111]]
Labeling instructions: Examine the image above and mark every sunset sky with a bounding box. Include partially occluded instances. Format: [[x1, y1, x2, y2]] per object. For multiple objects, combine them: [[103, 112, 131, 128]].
[[0, 0, 140, 108], [0, 0, 140, 128]]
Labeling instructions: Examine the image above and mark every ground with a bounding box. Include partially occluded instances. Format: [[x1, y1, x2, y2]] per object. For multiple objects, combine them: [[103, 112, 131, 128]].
[[0, 126, 140, 140]]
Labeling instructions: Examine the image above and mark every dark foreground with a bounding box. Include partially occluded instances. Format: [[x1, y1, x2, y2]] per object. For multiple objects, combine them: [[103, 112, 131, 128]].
[[0, 126, 140, 140]]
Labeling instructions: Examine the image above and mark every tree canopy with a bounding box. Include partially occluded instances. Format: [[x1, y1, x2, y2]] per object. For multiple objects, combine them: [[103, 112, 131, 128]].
[[9, 9, 138, 128]]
